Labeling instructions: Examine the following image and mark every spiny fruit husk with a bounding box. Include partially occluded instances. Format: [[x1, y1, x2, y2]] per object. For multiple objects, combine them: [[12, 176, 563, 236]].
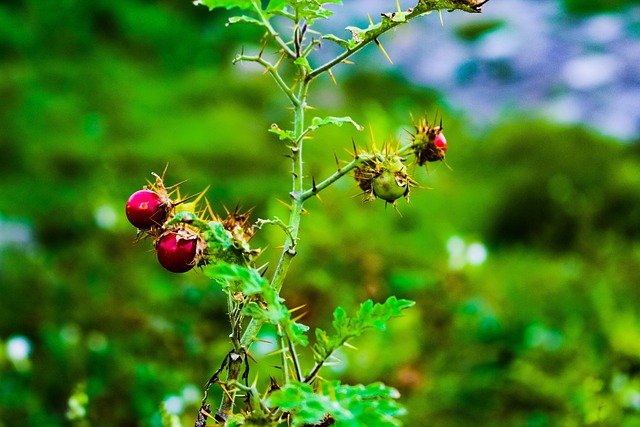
[[410, 116, 446, 166], [354, 148, 414, 206], [219, 205, 260, 258]]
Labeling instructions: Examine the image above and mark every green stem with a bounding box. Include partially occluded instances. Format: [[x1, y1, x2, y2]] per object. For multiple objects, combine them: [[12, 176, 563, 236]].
[[301, 155, 368, 202], [270, 79, 309, 293], [251, 1, 296, 59], [307, 0, 487, 81], [234, 55, 299, 107]]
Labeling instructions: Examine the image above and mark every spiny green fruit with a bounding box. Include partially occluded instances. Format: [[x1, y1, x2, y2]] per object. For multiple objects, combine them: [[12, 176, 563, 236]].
[[372, 157, 410, 203], [354, 149, 413, 206], [372, 169, 409, 202]]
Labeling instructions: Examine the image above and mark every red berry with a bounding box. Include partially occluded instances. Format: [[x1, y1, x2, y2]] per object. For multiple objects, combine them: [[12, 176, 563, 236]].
[[156, 232, 197, 273], [125, 190, 167, 229], [434, 132, 447, 153]]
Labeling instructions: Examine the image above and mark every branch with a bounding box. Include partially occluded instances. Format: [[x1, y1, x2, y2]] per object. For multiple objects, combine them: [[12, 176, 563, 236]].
[[300, 155, 370, 202], [251, 1, 296, 59], [308, 0, 489, 80], [233, 54, 300, 107]]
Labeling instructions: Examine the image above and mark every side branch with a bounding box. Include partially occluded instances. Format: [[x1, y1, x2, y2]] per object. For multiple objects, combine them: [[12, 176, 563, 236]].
[[307, 0, 489, 80], [300, 155, 370, 202], [233, 54, 300, 107], [251, 1, 296, 59]]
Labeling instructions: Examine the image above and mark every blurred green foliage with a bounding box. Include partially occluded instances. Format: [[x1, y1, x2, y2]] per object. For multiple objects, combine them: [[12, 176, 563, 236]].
[[560, 0, 640, 15], [2, 1, 640, 426]]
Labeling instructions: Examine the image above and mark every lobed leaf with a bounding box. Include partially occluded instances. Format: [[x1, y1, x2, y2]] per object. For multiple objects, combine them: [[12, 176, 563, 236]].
[[314, 296, 415, 363], [204, 262, 267, 293], [267, 380, 406, 427], [205, 262, 309, 345], [227, 15, 265, 27], [269, 124, 296, 142], [195, 0, 255, 11], [309, 116, 364, 132]]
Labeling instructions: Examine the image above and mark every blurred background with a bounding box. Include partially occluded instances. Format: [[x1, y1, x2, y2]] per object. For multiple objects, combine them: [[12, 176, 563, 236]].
[[2, 0, 640, 425]]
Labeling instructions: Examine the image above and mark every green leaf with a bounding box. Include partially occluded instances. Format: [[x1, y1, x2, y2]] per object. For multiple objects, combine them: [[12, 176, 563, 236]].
[[280, 0, 342, 24], [265, 0, 288, 13], [313, 296, 414, 363], [203, 220, 234, 249], [204, 262, 309, 346], [307, 116, 364, 133], [269, 123, 295, 142], [204, 262, 267, 294], [267, 381, 350, 426], [322, 34, 355, 50], [293, 56, 311, 72], [267, 380, 406, 427], [227, 15, 265, 27], [195, 0, 255, 11]]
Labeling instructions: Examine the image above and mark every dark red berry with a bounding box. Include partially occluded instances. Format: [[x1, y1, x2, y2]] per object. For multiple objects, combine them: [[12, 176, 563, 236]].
[[156, 232, 197, 273], [126, 190, 167, 229]]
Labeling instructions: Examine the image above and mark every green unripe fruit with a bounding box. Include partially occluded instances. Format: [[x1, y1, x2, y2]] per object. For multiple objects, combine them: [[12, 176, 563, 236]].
[[372, 169, 409, 203]]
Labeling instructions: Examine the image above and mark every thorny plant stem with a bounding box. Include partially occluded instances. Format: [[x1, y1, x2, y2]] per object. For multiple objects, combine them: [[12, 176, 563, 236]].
[[213, 0, 490, 420], [307, 0, 486, 81], [251, 0, 296, 59]]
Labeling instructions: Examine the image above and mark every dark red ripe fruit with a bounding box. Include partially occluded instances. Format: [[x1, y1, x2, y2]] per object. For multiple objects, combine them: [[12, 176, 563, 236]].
[[434, 132, 447, 153], [156, 233, 197, 273], [126, 190, 167, 229]]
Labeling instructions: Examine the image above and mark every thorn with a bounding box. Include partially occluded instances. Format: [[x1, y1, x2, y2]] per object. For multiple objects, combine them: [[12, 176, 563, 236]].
[[201, 409, 216, 421], [368, 126, 377, 150], [173, 191, 200, 207], [164, 179, 188, 191], [275, 198, 293, 211], [312, 176, 318, 192], [289, 304, 307, 314], [396, 0, 402, 13], [292, 311, 308, 323], [328, 68, 337, 85], [373, 38, 393, 64], [352, 138, 359, 158], [334, 152, 341, 170], [367, 13, 374, 26], [274, 52, 286, 69], [192, 185, 211, 206], [439, 10, 444, 26], [343, 341, 358, 350]]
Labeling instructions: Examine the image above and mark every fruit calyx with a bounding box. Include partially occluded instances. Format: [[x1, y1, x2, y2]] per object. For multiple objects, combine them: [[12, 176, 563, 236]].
[[354, 144, 415, 207], [410, 115, 447, 166]]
